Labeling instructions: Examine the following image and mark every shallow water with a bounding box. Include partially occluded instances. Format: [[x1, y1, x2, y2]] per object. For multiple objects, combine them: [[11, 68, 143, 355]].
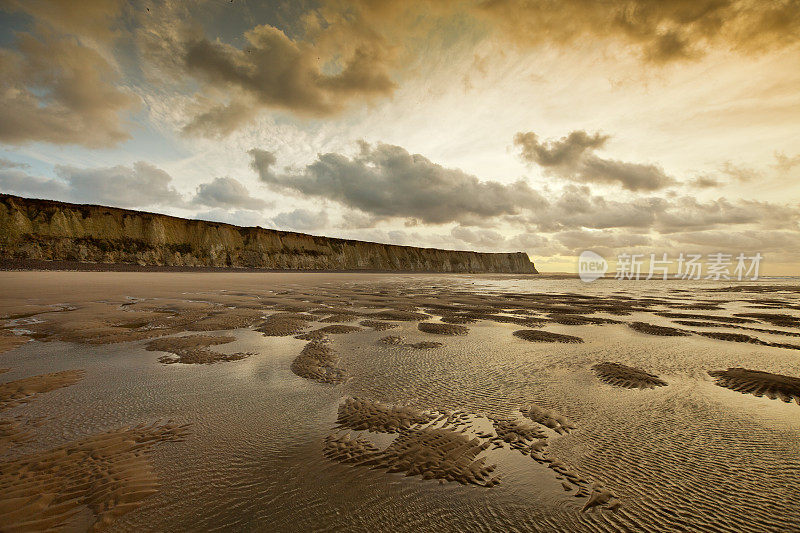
[[1, 272, 799, 532]]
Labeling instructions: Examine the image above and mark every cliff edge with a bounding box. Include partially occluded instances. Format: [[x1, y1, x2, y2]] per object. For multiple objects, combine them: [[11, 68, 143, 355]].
[[0, 194, 537, 273]]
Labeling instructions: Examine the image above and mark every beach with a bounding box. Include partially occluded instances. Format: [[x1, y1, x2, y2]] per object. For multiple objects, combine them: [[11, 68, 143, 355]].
[[1, 271, 799, 531]]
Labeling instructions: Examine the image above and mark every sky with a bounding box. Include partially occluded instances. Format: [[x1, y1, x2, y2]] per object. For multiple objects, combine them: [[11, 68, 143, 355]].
[[1, 0, 799, 274]]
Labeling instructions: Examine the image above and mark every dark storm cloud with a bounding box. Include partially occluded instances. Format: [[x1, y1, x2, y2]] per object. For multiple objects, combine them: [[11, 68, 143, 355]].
[[514, 130, 676, 191], [0, 162, 183, 208], [249, 142, 547, 225], [193, 177, 270, 211], [476, 0, 800, 63]]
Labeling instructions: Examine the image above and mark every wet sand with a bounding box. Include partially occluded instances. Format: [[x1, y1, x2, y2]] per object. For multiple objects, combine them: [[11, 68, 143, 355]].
[[0, 271, 799, 531]]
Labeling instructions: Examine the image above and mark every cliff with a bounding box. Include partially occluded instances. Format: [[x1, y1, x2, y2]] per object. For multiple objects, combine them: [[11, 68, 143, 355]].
[[0, 194, 537, 273]]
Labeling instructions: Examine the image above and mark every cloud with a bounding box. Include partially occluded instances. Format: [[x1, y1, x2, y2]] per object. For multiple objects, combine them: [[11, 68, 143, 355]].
[[192, 177, 269, 211], [193, 209, 268, 228], [0, 26, 137, 147], [0, 168, 69, 199], [514, 131, 608, 167], [180, 23, 395, 133], [688, 176, 721, 188], [2, 0, 123, 43], [450, 225, 506, 249], [273, 209, 329, 231], [774, 151, 800, 173], [249, 142, 547, 225], [475, 0, 800, 64], [514, 130, 676, 191], [0, 158, 29, 170], [1, 161, 183, 208], [55, 162, 183, 208]]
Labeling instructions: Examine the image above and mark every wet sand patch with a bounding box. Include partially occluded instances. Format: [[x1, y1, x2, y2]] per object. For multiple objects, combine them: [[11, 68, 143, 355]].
[[145, 335, 249, 365], [592, 362, 667, 389], [513, 330, 583, 343], [0, 421, 189, 531], [708, 368, 800, 404]]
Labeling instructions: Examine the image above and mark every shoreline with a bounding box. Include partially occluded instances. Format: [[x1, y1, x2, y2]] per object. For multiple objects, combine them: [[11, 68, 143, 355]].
[[0, 258, 546, 275]]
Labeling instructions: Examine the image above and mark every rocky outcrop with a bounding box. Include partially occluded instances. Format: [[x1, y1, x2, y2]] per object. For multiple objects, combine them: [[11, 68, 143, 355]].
[[0, 194, 537, 273]]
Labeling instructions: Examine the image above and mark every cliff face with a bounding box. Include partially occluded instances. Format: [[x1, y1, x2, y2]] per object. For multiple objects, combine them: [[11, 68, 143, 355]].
[[0, 194, 537, 273]]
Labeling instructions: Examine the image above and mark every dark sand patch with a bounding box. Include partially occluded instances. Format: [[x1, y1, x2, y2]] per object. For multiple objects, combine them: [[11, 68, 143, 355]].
[[0, 330, 29, 354], [294, 324, 362, 341], [0, 370, 85, 410], [369, 310, 431, 321], [359, 320, 398, 331], [694, 331, 800, 350], [628, 322, 690, 337], [417, 322, 469, 336], [325, 428, 499, 487], [406, 341, 444, 349], [323, 433, 381, 463], [379, 335, 404, 346], [520, 404, 575, 434], [256, 313, 311, 336], [186, 308, 264, 331], [592, 362, 667, 389], [290, 342, 347, 384], [490, 416, 546, 446], [733, 313, 800, 328], [335, 397, 435, 433], [145, 335, 249, 365], [673, 320, 800, 338], [319, 314, 359, 323], [0, 416, 35, 455], [0, 421, 189, 531], [379, 335, 443, 349], [439, 315, 477, 324], [513, 330, 583, 343], [582, 482, 621, 512], [708, 368, 800, 404], [654, 312, 757, 324], [548, 314, 621, 326]]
